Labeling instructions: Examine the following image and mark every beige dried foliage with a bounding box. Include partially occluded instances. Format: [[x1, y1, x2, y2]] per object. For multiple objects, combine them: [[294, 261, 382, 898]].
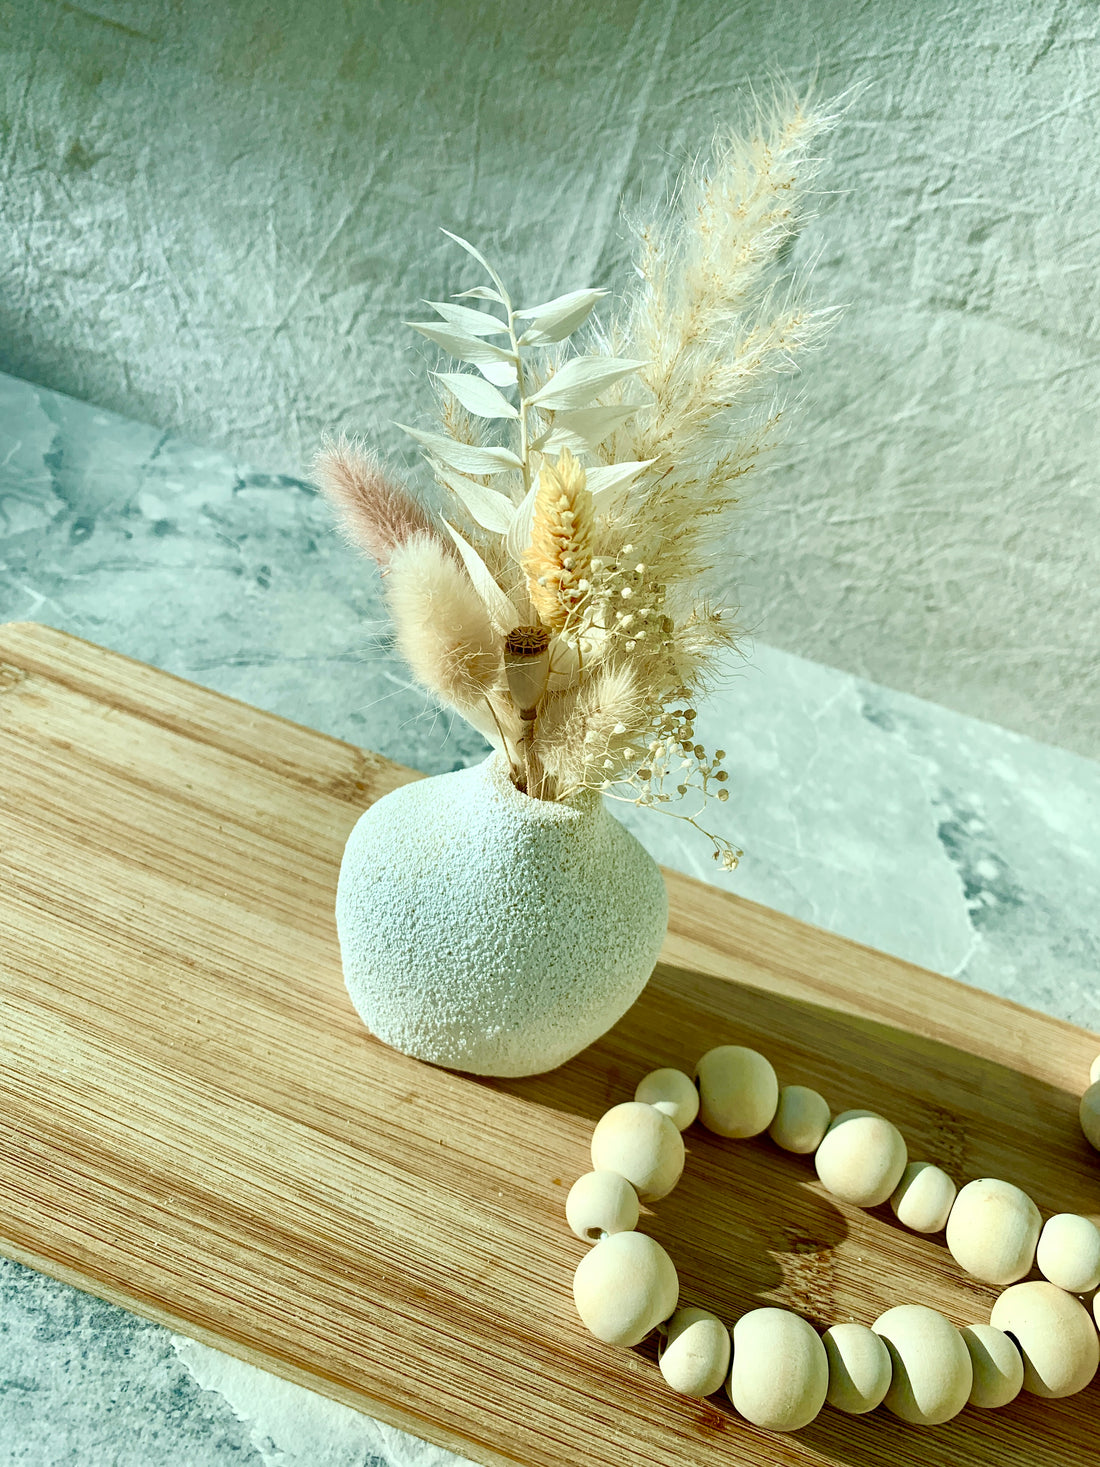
[[312, 434, 440, 567], [535, 661, 650, 796], [601, 94, 836, 597], [385, 533, 503, 715], [323, 94, 836, 865], [523, 448, 594, 631]]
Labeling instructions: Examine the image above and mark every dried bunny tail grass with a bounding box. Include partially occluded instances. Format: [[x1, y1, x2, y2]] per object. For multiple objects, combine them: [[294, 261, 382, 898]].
[[312, 434, 441, 568], [385, 533, 503, 713], [523, 448, 594, 631], [535, 661, 650, 794]]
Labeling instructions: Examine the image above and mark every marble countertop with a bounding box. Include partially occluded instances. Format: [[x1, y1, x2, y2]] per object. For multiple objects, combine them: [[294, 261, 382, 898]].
[[1, 370, 1098, 1465]]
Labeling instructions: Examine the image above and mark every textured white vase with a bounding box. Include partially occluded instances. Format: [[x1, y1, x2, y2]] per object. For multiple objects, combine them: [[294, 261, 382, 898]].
[[336, 750, 668, 1077]]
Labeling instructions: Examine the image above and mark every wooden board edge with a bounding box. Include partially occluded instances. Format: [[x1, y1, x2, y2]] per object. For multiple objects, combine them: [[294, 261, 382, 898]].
[[0, 1235, 517, 1467]]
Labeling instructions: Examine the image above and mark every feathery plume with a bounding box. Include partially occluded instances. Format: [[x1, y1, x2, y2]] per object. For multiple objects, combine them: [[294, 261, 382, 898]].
[[535, 661, 649, 795], [522, 448, 594, 631], [312, 435, 441, 568], [321, 94, 837, 865], [385, 533, 502, 713]]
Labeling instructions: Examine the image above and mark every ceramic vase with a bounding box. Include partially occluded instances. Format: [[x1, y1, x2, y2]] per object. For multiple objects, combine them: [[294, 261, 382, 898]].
[[335, 750, 668, 1077]]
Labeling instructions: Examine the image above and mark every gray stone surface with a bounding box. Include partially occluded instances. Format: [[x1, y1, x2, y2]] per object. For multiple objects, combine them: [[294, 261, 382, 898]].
[[1, 371, 1098, 1462], [1, 1, 1098, 756]]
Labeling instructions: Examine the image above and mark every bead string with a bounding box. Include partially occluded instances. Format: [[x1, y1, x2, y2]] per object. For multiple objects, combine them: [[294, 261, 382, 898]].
[[566, 1046, 1100, 1432]]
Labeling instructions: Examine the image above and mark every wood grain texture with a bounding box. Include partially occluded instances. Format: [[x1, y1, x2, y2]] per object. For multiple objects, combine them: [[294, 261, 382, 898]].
[[1, 619, 1098, 1467]]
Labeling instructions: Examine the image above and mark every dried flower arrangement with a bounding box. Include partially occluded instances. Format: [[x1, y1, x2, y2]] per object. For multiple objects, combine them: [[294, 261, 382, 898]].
[[315, 98, 835, 870]]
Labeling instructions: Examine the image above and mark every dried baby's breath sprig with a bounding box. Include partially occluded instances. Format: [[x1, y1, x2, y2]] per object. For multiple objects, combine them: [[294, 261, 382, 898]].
[[604, 716, 743, 871], [523, 448, 594, 631]]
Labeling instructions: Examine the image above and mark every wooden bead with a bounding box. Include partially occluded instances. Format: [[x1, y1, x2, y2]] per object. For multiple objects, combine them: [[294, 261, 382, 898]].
[[1091, 1053, 1100, 1086], [814, 1111, 908, 1208], [634, 1068, 699, 1131], [872, 1304, 973, 1425], [659, 1306, 731, 1398], [590, 1101, 685, 1202], [768, 1085, 831, 1154], [572, 1232, 678, 1347], [960, 1323, 1024, 1409], [1036, 1213, 1100, 1293], [565, 1170, 639, 1243], [822, 1322, 892, 1414], [946, 1178, 1041, 1285], [1079, 1080, 1100, 1151], [695, 1045, 778, 1138], [727, 1307, 829, 1431], [890, 1161, 956, 1234], [990, 1281, 1100, 1398]]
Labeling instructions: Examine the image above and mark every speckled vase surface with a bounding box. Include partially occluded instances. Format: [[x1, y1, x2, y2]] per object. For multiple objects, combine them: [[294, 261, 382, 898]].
[[335, 750, 668, 1077]]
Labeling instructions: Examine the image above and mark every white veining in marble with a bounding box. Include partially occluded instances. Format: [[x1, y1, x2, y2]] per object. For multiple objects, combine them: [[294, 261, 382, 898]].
[[1, 370, 1098, 1464]]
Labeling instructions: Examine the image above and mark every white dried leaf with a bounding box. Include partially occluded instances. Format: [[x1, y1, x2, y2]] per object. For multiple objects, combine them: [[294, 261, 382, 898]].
[[406, 320, 517, 373], [433, 372, 518, 420], [432, 462, 516, 534], [443, 519, 520, 633], [528, 356, 647, 412], [532, 403, 638, 453], [515, 287, 608, 345], [396, 424, 523, 476], [425, 300, 510, 337], [586, 459, 657, 500], [441, 228, 512, 308], [505, 476, 539, 564], [453, 285, 507, 305], [478, 358, 519, 388]]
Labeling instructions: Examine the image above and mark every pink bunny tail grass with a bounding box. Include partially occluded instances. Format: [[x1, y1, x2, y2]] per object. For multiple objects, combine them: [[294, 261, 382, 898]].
[[311, 434, 439, 568]]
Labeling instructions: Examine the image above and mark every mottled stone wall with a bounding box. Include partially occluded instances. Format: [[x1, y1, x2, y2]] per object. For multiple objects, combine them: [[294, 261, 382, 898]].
[[1, 0, 1097, 754]]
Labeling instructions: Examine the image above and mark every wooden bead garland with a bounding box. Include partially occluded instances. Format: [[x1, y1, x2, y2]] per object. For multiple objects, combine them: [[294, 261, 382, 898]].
[[564, 1045, 1100, 1432]]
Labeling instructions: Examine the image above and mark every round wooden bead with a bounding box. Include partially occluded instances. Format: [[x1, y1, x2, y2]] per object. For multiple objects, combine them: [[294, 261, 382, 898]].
[[960, 1323, 1024, 1409], [822, 1322, 892, 1414], [634, 1068, 699, 1131], [945, 1178, 1042, 1285], [768, 1085, 831, 1154], [1036, 1213, 1100, 1293], [1091, 1053, 1100, 1086], [565, 1170, 640, 1243], [572, 1232, 678, 1347], [814, 1111, 908, 1208], [590, 1101, 685, 1202], [727, 1307, 829, 1431], [1079, 1081, 1100, 1151], [990, 1280, 1100, 1398], [890, 1161, 957, 1234], [695, 1045, 778, 1138], [872, 1304, 973, 1426], [659, 1306, 731, 1398]]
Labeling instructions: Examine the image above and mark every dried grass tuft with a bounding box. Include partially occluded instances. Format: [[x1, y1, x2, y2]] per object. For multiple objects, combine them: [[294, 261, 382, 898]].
[[312, 434, 442, 568]]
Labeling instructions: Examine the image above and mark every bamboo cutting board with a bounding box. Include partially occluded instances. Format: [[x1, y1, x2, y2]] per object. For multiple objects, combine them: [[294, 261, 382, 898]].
[[1, 620, 1098, 1467]]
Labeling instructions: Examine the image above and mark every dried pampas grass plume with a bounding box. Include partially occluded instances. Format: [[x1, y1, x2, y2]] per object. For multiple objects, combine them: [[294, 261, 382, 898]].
[[385, 533, 502, 715], [313, 435, 440, 568], [523, 448, 594, 631]]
